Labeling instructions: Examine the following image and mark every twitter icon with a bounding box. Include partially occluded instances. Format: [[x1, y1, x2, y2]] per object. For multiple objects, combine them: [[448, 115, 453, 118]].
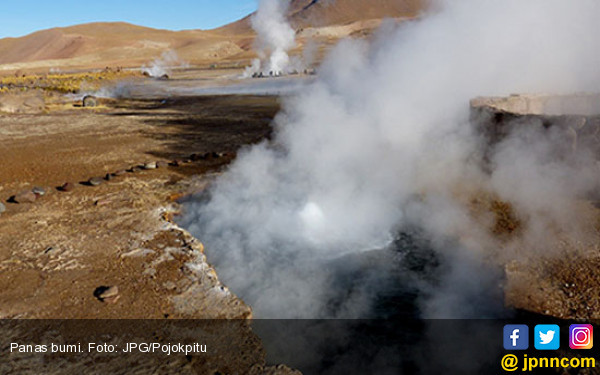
[[535, 324, 560, 350]]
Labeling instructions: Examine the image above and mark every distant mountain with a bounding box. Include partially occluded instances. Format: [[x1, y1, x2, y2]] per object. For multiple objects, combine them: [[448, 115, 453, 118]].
[[0, 0, 423, 72], [217, 0, 422, 34], [0, 22, 243, 70], [289, 0, 422, 27]]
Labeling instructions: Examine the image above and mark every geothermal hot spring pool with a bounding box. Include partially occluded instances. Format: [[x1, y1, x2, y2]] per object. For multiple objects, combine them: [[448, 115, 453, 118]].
[[178, 196, 516, 374]]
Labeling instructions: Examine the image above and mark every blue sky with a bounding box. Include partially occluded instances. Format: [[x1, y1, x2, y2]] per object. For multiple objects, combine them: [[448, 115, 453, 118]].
[[0, 0, 258, 38]]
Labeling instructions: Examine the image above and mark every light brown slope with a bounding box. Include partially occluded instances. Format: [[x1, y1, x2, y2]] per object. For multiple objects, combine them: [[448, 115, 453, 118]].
[[0, 22, 242, 70], [215, 0, 424, 35], [289, 0, 423, 27]]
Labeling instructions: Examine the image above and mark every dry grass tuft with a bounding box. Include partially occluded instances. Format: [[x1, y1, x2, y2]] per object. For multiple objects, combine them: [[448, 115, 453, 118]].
[[0, 69, 141, 94]]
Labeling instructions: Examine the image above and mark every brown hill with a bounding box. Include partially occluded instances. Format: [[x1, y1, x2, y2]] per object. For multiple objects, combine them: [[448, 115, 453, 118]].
[[290, 0, 422, 27], [0, 0, 423, 72], [0, 22, 242, 71], [217, 0, 422, 34]]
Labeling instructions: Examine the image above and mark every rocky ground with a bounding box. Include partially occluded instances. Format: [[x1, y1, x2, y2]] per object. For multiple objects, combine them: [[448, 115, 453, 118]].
[[0, 90, 281, 319], [471, 95, 600, 320], [0, 77, 304, 373]]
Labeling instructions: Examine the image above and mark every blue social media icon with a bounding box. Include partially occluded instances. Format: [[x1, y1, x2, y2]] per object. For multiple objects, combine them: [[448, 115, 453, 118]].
[[534, 324, 560, 350], [504, 325, 529, 350]]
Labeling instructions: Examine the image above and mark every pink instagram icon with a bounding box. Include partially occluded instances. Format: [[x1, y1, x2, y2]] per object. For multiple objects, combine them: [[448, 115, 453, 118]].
[[570, 324, 593, 349]]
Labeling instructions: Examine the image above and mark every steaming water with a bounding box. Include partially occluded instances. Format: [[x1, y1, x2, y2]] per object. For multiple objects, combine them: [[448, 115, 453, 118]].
[[178, 204, 510, 373]]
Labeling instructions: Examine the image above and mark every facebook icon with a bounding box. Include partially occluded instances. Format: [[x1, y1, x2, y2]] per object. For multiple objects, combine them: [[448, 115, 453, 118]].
[[504, 325, 529, 350]]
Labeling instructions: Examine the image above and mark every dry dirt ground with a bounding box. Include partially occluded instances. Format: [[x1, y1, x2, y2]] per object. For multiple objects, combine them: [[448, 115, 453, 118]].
[[0, 78, 308, 373], [0, 88, 279, 320]]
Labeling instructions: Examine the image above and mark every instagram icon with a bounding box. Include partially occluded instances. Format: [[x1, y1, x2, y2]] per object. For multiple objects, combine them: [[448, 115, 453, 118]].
[[570, 324, 593, 349]]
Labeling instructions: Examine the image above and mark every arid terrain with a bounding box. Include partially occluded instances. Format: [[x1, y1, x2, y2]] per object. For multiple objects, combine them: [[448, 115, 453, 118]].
[[2, 1, 600, 373], [0, 0, 424, 321], [0, 2, 428, 373], [0, 71, 301, 373], [0, 85, 279, 319]]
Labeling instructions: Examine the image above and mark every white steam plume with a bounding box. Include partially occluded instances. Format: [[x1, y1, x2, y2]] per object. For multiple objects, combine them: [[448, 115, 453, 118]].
[[182, 0, 600, 318], [142, 50, 188, 78], [244, 0, 296, 77]]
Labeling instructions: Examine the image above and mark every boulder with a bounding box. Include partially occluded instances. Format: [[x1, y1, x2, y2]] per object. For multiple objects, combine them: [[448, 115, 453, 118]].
[[13, 191, 36, 204], [88, 177, 104, 186], [95, 199, 112, 207], [94, 285, 120, 304], [59, 182, 75, 192], [143, 162, 157, 170], [82, 95, 98, 108], [32, 186, 46, 196], [0, 202, 6, 214]]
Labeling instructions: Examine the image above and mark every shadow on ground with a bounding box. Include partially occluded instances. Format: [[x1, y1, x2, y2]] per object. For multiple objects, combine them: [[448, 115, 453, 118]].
[[104, 95, 281, 162]]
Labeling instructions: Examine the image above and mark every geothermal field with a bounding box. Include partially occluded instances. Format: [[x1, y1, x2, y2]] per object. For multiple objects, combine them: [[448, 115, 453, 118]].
[[2, 0, 600, 374]]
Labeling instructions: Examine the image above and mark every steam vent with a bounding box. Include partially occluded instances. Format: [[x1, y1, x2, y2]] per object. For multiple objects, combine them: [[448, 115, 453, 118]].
[[471, 93, 600, 156], [472, 93, 600, 319]]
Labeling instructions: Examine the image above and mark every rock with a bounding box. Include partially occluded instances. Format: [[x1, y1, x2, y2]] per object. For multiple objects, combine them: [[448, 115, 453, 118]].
[[94, 286, 120, 304], [94, 199, 112, 207], [88, 177, 104, 186], [0, 202, 5, 213], [113, 170, 126, 176], [82, 95, 98, 108], [170, 160, 181, 167], [156, 161, 169, 168], [158, 74, 169, 80], [32, 186, 46, 196], [144, 162, 157, 170], [130, 166, 143, 173], [59, 182, 75, 192], [104, 173, 113, 181], [121, 248, 155, 258], [13, 191, 36, 204]]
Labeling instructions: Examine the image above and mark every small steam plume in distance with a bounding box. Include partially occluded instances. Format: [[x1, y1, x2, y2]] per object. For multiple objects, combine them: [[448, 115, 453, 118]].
[[141, 50, 188, 78], [244, 0, 297, 77], [181, 0, 600, 319]]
